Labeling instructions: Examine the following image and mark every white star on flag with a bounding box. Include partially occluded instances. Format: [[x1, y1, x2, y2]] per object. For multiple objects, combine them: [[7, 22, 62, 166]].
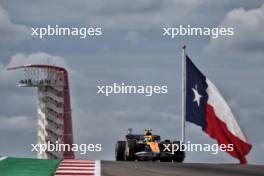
[[192, 84, 202, 106]]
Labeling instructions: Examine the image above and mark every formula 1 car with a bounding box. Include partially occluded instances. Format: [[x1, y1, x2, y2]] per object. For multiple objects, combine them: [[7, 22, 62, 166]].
[[115, 129, 185, 162]]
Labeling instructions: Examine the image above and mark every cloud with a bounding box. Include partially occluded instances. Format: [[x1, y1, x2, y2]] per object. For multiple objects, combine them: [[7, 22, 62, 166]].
[[123, 31, 141, 45], [7, 52, 68, 69], [5, 0, 234, 30], [0, 5, 31, 41], [205, 3, 264, 53], [0, 115, 35, 131]]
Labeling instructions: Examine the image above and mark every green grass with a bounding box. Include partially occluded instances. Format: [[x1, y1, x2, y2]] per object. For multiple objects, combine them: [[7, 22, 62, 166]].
[[0, 157, 61, 176]]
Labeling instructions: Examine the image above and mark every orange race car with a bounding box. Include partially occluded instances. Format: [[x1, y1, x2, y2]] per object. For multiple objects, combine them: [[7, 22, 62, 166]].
[[115, 129, 185, 162]]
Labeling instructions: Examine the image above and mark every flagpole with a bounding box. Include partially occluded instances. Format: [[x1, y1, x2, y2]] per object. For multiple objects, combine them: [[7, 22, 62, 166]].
[[181, 44, 186, 142]]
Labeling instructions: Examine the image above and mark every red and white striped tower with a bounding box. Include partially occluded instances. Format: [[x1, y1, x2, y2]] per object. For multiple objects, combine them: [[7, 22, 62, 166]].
[[8, 65, 74, 160]]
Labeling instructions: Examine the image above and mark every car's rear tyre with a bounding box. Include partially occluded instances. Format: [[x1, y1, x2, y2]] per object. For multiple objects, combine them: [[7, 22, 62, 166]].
[[171, 141, 185, 163], [115, 141, 126, 161], [125, 139, 137, 161], [160, 157, 171, 162], [172, 151, 185, 163]]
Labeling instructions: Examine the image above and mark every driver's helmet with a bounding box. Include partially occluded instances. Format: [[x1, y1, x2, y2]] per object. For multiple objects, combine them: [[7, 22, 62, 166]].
[[144, 135, 153, 142], [145, 128, 152, 135]]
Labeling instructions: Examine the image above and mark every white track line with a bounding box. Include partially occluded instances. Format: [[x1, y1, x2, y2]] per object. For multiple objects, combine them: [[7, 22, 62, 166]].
[[56, 166, 94, 170], [55, 159, 101, 176], [60, 164, 95, 166], [62, 159, 95, 162], [95, 160, 101, 176], [0, 157, 7, 161]]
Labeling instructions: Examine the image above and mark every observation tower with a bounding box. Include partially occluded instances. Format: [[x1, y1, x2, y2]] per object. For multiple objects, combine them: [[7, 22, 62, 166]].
[[8, 65, 74, 159]]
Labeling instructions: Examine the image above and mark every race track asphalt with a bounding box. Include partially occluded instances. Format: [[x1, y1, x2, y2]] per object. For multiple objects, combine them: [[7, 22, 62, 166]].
[[101, 161, 264, 176]]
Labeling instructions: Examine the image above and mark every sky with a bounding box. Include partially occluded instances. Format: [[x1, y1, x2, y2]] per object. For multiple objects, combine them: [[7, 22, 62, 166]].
[[0, 0, 264, 164]]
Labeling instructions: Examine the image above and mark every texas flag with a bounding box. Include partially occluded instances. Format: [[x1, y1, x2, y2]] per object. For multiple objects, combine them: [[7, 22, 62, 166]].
[[186, 55, 252, 164]]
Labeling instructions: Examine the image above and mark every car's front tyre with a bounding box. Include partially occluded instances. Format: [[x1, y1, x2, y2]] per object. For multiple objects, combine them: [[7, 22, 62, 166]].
[[115, 141, 126, 161]]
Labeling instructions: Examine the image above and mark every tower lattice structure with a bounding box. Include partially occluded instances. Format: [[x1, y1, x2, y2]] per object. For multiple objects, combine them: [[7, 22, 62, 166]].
[[8, 65, 75, 159]]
